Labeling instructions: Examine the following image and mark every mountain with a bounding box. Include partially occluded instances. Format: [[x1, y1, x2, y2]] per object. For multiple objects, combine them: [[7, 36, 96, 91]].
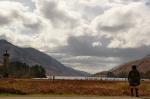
[[110, 56, 150, 75], [93, 71, 108, 77], [0, 39, 90, 76], [95, 55, 150, 77]]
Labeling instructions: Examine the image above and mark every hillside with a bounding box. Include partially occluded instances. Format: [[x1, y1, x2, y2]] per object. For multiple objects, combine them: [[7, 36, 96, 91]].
[[93, 71, 108, 77], [0, 39, 89, 76], [110, 56, 150, 75], [95, 56, 150, 77]]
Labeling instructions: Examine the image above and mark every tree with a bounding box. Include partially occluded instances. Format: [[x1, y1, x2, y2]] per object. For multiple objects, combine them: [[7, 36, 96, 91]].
[[0, 61, 46, 78], [8, 61, 30, 78], [117, 72, 128, 78], [107, 72, 115, 77], [0, 66, 5, 77], [30, 65, 46, 78]]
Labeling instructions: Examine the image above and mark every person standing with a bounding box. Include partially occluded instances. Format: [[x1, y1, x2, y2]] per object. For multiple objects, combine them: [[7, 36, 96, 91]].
[[128, 65, 141, 97]]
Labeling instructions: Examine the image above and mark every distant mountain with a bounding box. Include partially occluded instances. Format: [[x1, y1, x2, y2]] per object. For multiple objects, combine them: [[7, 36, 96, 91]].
[[95, 55, 150, 77], [0, 39, 90, 76], [110, 56, 150, 75], [93, 71, 108, 77]]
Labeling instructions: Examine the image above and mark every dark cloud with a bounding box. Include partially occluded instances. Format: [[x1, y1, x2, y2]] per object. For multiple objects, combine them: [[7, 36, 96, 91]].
[[36, 0, 78, 28], [109, 0, 142, 4], [145, 0, 150, 6], [23, 22, 41, 30], [0, 14, 13, 26], [23, 19, 43, 33], [55, 35, 150, 61], [100, 25, 132, 32]]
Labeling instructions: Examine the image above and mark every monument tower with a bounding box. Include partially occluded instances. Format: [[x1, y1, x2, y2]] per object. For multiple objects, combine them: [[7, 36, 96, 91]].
[[3, 50, 10, 77]]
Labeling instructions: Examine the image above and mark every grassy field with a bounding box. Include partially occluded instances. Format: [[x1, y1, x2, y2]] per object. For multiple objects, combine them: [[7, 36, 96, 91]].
[[0, 79, 149, 96]]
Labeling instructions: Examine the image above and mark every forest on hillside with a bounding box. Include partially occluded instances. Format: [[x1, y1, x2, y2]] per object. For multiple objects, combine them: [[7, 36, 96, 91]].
[[0, 61, 46, 78]]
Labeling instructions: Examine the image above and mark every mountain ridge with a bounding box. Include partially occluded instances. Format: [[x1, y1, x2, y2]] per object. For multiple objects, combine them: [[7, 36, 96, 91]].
[[94, 55, 150, 77], [0, 39, 90, 76]]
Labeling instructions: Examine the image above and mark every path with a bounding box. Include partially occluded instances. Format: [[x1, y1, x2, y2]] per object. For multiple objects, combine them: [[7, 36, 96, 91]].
[[0, 97, 149, 99]]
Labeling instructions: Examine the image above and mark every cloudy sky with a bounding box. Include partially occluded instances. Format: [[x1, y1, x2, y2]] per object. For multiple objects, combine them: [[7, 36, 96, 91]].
[[0, 0, 150, 74]]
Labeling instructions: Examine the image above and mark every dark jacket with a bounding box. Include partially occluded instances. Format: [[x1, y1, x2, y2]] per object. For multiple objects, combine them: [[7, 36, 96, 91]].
[[128, 69, 141, 86]]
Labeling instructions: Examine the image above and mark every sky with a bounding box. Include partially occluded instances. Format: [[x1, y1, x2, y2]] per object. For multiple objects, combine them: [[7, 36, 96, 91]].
[[0, 0, 150, 74]]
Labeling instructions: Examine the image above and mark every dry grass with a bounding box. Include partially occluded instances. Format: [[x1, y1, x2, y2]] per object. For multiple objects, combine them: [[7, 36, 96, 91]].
[[0, 79, 149, 96]]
